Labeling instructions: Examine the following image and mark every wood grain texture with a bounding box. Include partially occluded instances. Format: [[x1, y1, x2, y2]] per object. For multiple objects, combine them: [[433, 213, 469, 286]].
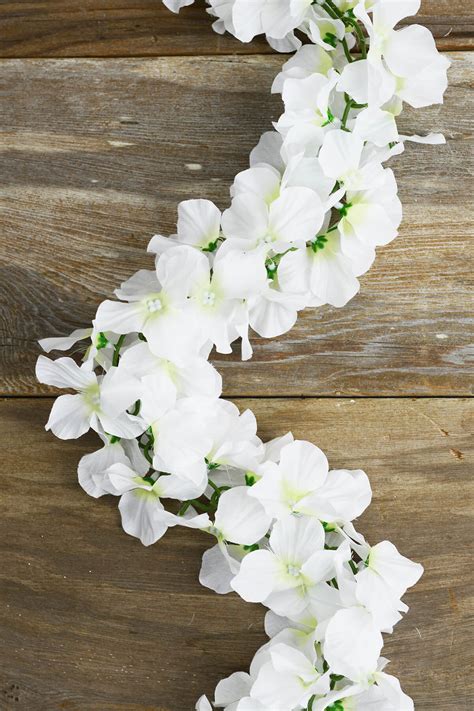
[[0, 53, 472, 397], [0, 0, 472, 57], [0, 396, 472, 710]]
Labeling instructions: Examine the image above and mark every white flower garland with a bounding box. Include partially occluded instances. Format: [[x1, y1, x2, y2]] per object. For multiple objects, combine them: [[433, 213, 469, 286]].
[[36, 1, 449, 708]]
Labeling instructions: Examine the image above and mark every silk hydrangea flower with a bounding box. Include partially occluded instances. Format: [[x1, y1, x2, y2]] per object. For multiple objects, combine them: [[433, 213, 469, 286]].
[[38, 0, 449, 706]]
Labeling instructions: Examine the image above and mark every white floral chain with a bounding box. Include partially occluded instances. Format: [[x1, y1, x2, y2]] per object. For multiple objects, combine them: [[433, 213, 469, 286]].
[[36, 1, 449, 708]]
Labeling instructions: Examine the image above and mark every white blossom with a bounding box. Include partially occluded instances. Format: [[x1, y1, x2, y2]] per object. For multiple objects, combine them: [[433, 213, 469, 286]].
[[39, 1, 447, 706]]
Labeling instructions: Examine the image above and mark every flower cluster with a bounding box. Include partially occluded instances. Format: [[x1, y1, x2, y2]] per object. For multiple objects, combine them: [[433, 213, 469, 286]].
[[195, 446, 423, 710], [36, 0, 448, 708]]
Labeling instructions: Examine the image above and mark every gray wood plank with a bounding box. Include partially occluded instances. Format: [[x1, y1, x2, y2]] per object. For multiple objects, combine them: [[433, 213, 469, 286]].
[[0, 0, 472, 58], [0, 397, 472, 709], [0, 55, 472, 397]]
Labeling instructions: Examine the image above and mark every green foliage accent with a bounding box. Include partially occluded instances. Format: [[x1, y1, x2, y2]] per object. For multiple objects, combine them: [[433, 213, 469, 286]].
[[311, 235, 328, 253], [96, 332, 108, 350]]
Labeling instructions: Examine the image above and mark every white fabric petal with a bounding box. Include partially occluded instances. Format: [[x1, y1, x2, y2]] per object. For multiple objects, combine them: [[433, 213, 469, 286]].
[[231, 550, 281, 603], [222, 194, 269, 243], [215, 672, 252, 705], [269, 186, 324, 244], [156, 244, 210, 300], [269, 515, 325, 563], [249, 131, 285, 172], [36, 355, 95, 391], [177, 199, 221, 248], [384, 24, 439, 79], [199, 544, 236, 594], [373, 0, 420, 30], [353, 107, 398, 147], [118, 489, 170, 546], [100, 366, 139, 417], [355, 566, 403, 631], [368, 540, 424, 598], [215, 486, 271, 545], [279, 439, 328, 492], [249, 289, 300, 339], [319, 130, 364, 181], [105, 462, 144, 495], [195, 696, 213, 711], [39, 328, 92, 353], [45, 393, 91, 439], [324, 607, 383, 682], [300, 468, 372, 523], [78, 443, 129, 498], [232, 164, 281, 203], [95, 300, 145, 335]]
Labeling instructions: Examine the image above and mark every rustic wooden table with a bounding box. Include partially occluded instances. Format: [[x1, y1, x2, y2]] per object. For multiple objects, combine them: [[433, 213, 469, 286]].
[[0, 2, 473, 710]]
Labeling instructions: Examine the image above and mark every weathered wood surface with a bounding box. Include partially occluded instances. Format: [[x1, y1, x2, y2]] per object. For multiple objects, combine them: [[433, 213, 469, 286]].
[[0, 53, 472, 397], [0, 0, 472, 57], [0, 397, 472, 710]]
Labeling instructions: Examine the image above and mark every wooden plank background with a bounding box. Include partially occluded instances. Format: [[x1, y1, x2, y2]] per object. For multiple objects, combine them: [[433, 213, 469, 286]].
[[0, 53, 473, 397], [0, 398, 472, 710], [0, 0, 472, 56], [0, 2, 473, 710]]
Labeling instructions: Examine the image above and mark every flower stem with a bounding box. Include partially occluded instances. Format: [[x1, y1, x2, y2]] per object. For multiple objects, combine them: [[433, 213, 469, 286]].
[[112, 334, 126, 367], [322, 0, 367, 59], [341, 97, 354, 130]]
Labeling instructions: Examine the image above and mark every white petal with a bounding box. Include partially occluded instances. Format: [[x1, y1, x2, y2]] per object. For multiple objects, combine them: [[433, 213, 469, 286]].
[[337, 60, 370, 105], [368, 540, 423, 598], [46, 394, 91, 439], [355, 567, 403, 631], [105, 462, 144, 495], [373, 0, 420, 30], [400, 131, 446, 144], [78, 443, 129, 498], [199, 544, 236, 594], [348, 202, 398, 247], [308, 241, 360, 308], [301, 549, 338, 585], [175, 358, 222, 399], [324, 607, 383, 682], [95, 300, 145, 334], [277, 247, 310, 296], [195, 695, 213, 711], [232, 164, 281, 203], [118, 490, 170, 546], [163, 0, 195, 12], [300, 469, 372, 523], [249, 290, 300, 339], [114, 269, 161, 302], [100, 366, 139, 417], [214, 248, 268, 299], [270, 515, 325, 564], [319, 130, 364, 181], [374, 672, 415, 710], [98, 411, 145, 439], [353, 107, 398, 147], [269, 186, 324, 244], [222, 194, 269, 243], [177, 199, 221, 248], [262, 432, 294, 463], [39, 328, 92, 353], [251, 660, 307, 708], [156, 244, 209, 300], [231, 550, 281, 603], [249, 131, 285, 172], [232, 0, 264, 42], [384, 25, 439, 78], [215, 672, 252, 705], [36, 355, 95, 391], [279, 439, 328, 493], [215, 487, 271, 545]]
